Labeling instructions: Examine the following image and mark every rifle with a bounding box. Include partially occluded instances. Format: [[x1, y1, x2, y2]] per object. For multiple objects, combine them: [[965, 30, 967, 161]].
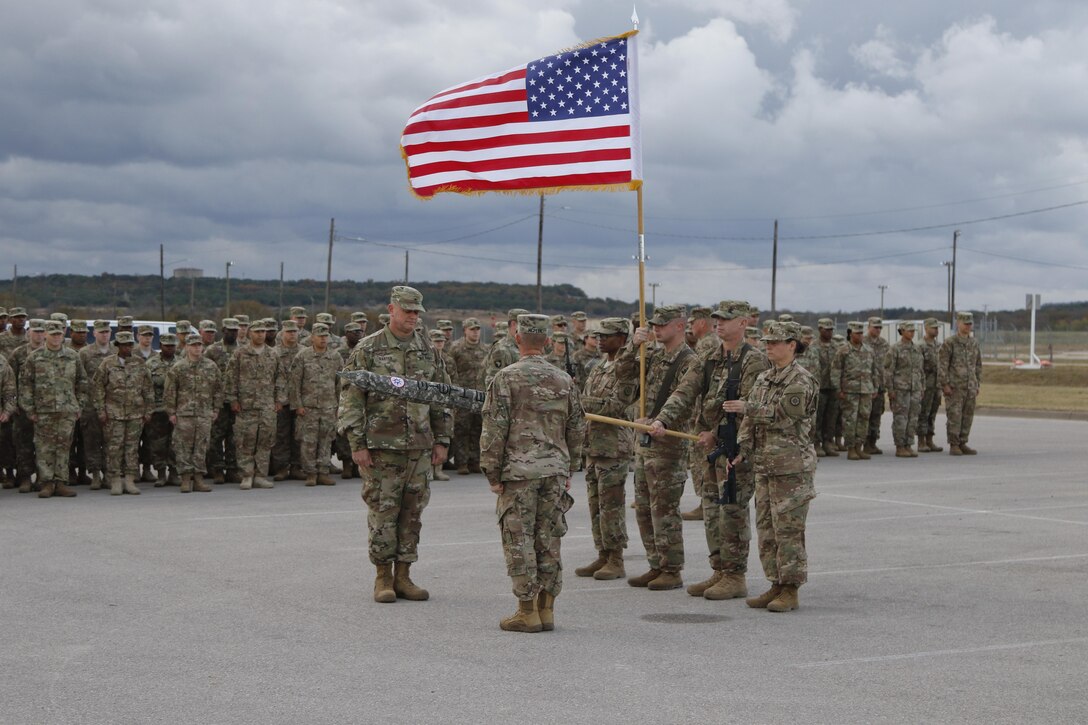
[[706, 360, 741, 505], [564, 341, 576, 380]]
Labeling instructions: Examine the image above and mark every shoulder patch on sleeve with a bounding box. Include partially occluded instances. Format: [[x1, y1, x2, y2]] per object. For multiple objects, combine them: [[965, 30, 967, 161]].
[[782, 385, 807, 418]]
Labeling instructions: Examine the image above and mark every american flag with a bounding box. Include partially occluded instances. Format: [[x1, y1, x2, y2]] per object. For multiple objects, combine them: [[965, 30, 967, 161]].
[[400, 31, 642, 199]]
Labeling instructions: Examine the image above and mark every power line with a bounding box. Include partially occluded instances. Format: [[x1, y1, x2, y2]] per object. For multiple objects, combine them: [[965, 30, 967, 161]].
[[959, 245, 1088, 271]]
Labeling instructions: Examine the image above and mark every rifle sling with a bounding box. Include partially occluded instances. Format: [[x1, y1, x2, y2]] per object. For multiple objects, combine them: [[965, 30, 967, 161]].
[[649, 346, 694, 419]]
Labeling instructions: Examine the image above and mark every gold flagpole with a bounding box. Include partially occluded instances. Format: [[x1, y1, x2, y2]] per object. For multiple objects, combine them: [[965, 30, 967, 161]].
[[637, 184, 647, 418], [586, 413, 699, 442]]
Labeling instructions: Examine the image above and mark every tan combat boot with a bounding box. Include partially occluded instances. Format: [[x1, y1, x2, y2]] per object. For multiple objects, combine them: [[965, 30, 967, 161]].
[[272, 468, 291, 482], [289, 466, 305, 481], [746, 582, 784, 608], [686, 571, 723, 597], [537, 591, 556, 631], [374, 563, 396, 603], [393, 562, 430, 601], [704, 572, 748, 600], [575, 553, 607, 577], [212, 469, 226, 484], [895, 446, 911, 458], [180, 474, 192, 494], [864, 440, 883, 455], [822, 441, 839, 457], [681, 504, 703, 521], [38, 483, 56, 499], [648, 571, 683, 591], [857, 446, 872, 460], [457, 464, 470, 475], [252, 476, 274, 489], [917, 437, 931, 453], [54, 481, 78, 497], [110, 477, 124, 496], [836, 438, 847, 451], [767, 584, 800, 612], [193, 474, 212, 493], [627, 568, 663, 588], [304, 474, 318, 487], [908, 445, 918, 457], [432, 465, 450, 481], [500, 598, 542, 633], [949, 445, 963, 456], [593, 551, 626, 580], [123, 476, 141, 495], [240, 476, 253, 490], [927, 435, 943, 453], [959, 443, 977, 455], [847, 447, 861, 461], [316, 472, 336, 486], [154, 467, 167, 487], [167, 467, 181, 485]]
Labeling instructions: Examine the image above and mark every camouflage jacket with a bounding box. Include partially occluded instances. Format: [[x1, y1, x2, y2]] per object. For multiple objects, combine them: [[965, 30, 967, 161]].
[[79, 344, 114, 412], [544, 352, 584, 388], [796, 343, 821, 379], [0, 356, 16, 416], [337, 327, 451, 452], [885, 340, 925, 393], [831, 342, 878, 394], [224, 344, 280, 413], [694, 333, 720, 359], [572, 346, 602, 380], [580, 358, 637, 459], [204, 340, 238, 374], [20, 346, 87, 416], [9, 343, 43, 401], [614, 341, 700, 458], [93, 355, 152, 420], [272, 344, 303, 407], [145, 352, 179, 412], [0, 330, 28, 361], [448, 339, 488, 389], [483, 336, 520, 388], [164, 357, 222, 418], [921, 337, 940, 386], [479, 355, 585, 485], [938, 334, 982, 394], [656, 342, 770, 438], [811, 339, 837, 389], [339, 343, 360, 365], [738, 360, 819, 483], [289, 346, 341, 411], [863, 335, 890, 389]]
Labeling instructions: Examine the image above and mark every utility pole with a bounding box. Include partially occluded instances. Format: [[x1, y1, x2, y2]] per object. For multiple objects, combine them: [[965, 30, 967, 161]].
[[278, 262, 285, 321], [225, 261, 234, 317], [878, 284, 888, 320], [159, 244, 166, 320], [951, 229, 960, 323], [770, 219, 779, 316], [942, 261, 953, 324], [189, 276, 195, 315], [325, 218, 334, 313], [12, 265, 17, 307], [649, 282, 660, 309], [404, 251, 409, 284], [536, 193, 545, 313]]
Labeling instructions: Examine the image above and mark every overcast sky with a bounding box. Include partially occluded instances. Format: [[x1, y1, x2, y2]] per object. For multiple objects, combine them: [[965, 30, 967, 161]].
[[3, 0, 1087, 312]]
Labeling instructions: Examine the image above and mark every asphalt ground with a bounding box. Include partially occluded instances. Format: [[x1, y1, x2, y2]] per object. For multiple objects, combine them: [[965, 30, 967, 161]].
[[2, 413, 1086, 724]]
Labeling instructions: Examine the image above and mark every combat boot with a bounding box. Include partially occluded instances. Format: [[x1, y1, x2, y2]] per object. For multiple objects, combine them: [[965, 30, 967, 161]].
[[575, 553, 607, 577], [767, 584, 799, 612], [746, 582, 783, 608], [537, 591, 556, 631], [687, 571, 723, 597], [681, 504, 703, 521], [648, 571, 683, 591], [139, 465, 156, 483], [627, 568, 662, 587], [180, 474, 192, 493], [916, 437, 931, 453], [895, 446, 911, 458], [908, 445, 918, 457], [457, 464, 470, 475], [328, 462, 342, 474], [69, 469, 79, 485], [18, 477, 33, 493], [393, 562, 430, 601], [212, 469, 226, 484], [836, 438, 847, 452], [304, 474, 317, 487], [272, 468, 291, 482], [316, 472, 335, 486], [252, 476, 274, 489], [373, 563, 396, 603], [960, 443, 977, 455], [499, 598, 542, 633], [110, 477, 124, 496], [123, 476, 141, 495], [864, 440, 883, 455], [192, 474, 212, 493], [949, 445, 963, 456], [0, 477, 13, 490], [154, 468, 167, 487], [704, 572, 748, 600], [847, 447, 861, 461], [167, 467, 181, 485], [824, 441, 840, 456], [816, 445, 826, 458], [857, 446, 871, 460], [289, 466, 305, 481], [926, 436, 943, 453], [432, 465, 450, 481], [226, 470, 243, 484], [593, 551, 626, 580], [240, 476, 253, 490], [38, 483, 55, 499], [54, 482, 78, 497], [341, 464, 357, 480]]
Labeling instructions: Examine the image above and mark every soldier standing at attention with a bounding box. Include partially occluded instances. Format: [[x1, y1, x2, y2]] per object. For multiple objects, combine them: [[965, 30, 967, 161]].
[[66, 319, 89, 352], [21, 321, 87, 499], [0, 353, 17, 485], [614, 304, 699, 591], [862, 317, 890, 455], [336, 322, 366, 479], [733, 321, 818, 613], [164, 334, 220, 493], [939, 312, 982, 456], [235, 314, 251, 344], [226, 320, 280, 489], [569, 311, 589, 353], [145, 333, 180, 486], [0, 309, 13, 486], [289, 323, 341, 487], [338, 286, 451, 604], [427, 329, 457, 481], [483, 308, 529, 388], [448, 317, 487, 475], [93, 331, 153, 495], [745, 326, 762, 350], [271, 320, 303, 481], [437, 320, 454, 343], [11, 319, 46, 493], [575, 318, 637, 581], [205, 318, 241, 483], [0, 307, 29, 360], [917, 318, 944, 453], [480, 314, 585, 633], [832, 321, 879, 461], [78, 320, 113, 489], [572, 327, 602, 378], [812, 319, 840, 458], [885, 322, 925, 457]]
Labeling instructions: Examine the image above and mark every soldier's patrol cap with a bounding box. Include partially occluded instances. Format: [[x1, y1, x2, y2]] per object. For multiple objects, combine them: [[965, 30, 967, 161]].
[[596, 317, 630, 336], [379, 313, 391, 324], [517, 314, 550, 335], [351, 311, 368, 323], [186, 333, 204, 346], [778, 313, 794, 323], [280, 320, 299, 332], [221, 318, 239, 330], [93, 319, 111, 332], [867, 316, 883, 328], [344, 322, 362, 333], [43, 320, 64, 335], [235, 314, 251, 325], [138, 325, 154, 336], [262, 318, 278, 330], [507, 308, 530, 322], [197, 320, 216, 332], [9, 307, 27, 317], [462, 317, 481, 330], [549, 314, 568, 327], [437, 319, 454, 330], [160, 333, 178, 346], [924, 317, 940, 328], [688, 306, 713, 321], [551, 332, 571, 343], [957, 311, 974, 323], [70, 319, 88, 330], [833, 333, 845, 342], [28, 318, 46, 332], [114, 331, 135, 344], [289, 307, 306, 318], [817, 317, 835, 330], [711, 301, 749, 320], [248, 321, 266, 333], [648, 304, 686, 325], [316, 312, 335, 324], [117, 315, 134, 327], [495, 328, 508, 339], [745, 326, 760, 337], [428, 329, 445, 341], [897, 321, 916, 332], [390, 286, 425, 312], [761, 321, 801, 342], [571, 311, 588, 321], [847, 321, 865, 333], [800, 325, 814, 336], [311, 323, 330, 337], [50, 312, 69, 323], [0, 308, 6, 317]]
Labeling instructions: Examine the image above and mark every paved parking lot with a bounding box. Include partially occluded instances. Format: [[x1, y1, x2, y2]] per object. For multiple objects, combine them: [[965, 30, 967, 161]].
[[2, 413, 1086, 723]]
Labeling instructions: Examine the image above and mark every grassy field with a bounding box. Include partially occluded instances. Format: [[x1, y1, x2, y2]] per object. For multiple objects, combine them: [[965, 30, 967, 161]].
[[977, 364, 1088, 412]]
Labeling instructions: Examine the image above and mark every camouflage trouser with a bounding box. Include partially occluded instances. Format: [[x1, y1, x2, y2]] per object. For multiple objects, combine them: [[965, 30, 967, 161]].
[[816, 389, 839, 444], [688, 449, 705, 499], [945, 389, 977, 446], [33, 412, 76, 485], [271, 407, 299, 473], [918, 380, 941, 437], [106, 418, 143, 479], [234, 407, 276, 477], [139, 411, 173, 469], [584, 456, 629, 552], [173, 415, 214, 474], [453, 411, 482, 467], [633, 451, 687, 572], [1, 419, 15, 473], [754, 470, 814, 586], [701, 455, 755, 573], [890, 389, 922, 447], [14, 412, 35, 480], [80, 409, 105, 473], [497, 475, 568, 600], [840, 393, 873, 448], [206, 403, 237, 475], [867, 389, 886, 441], [296, 408, 336, 474], [362, 449, 430, 565]]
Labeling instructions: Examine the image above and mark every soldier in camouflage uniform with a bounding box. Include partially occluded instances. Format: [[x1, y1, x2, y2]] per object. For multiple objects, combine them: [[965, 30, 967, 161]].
[[302, 312, 341, 350], [335, 322, 367, 479], [20, 321, 87, 499], [939, 311, 982, 455], [338, 286, 451, 604], [0, 308, 12, 485], [276, 307, 311, 347], [615, 304, 699, 591], [572, 326, 602, 379], [480, 314, 585, 633], [917, 318, 944, 453], [885, 321, 925, 457], [863, 317, 889, 455], [651, 301, 770, 600], [10, 319, 47, 491], [797, 326, 820, 375], [94, 331, 153, 495], [483, 308, 529, 389], [271, 319, 304, 480], [0, 352, 17, 486], [448, 317, 487, 474], [77, 320, 113, 489], [735, 321, 818, 613], [832, 321, 880, 461], [569, 311, 588, 353], [575, 318, 637, 581], [165, 334, 221, 492], [225, 320, 280, 489], [544, 332, 583, 386], [811, 319, 840, 457], [144, 331, 180, 485], [205, 318, 241, 483], [0, 307, 29, 360], [426, 329, 457, 481], [289, 323, 341, 486]]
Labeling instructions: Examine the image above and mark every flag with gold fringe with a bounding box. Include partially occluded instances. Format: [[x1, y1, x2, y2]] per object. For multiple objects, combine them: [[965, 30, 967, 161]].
[[400, 30, 641, 199]]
